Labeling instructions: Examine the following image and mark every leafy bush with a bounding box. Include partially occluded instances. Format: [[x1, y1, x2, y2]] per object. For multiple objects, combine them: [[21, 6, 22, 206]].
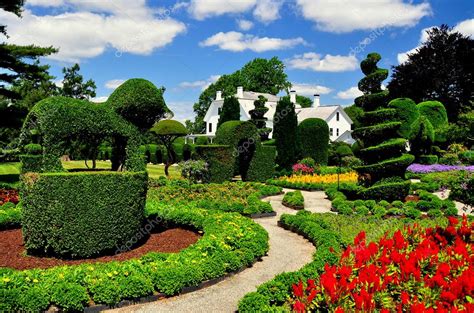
[[417, 100, 448, 143], [180, 160, 209, 183], [450, 172, 473, 206], [282, 190, 305, 210], [459, 150, 474, 164], [419, 154, 438, 165], [195, 145, 233, 183], [297, 118, 329, 165], [405, 207, 422, 219], [247, 146, 276, 182], [439, 153, 460, 165], [21, 171, 148, 258], [388, 98, 420, 139], [359, 179, 411, 201]]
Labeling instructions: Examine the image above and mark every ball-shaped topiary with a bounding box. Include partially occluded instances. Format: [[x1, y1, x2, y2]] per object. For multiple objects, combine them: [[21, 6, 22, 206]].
[[388, 98, 420, 139], [107, 78, 170, 130], [297, 118, 329, 165], [417, 101, 448, 143]]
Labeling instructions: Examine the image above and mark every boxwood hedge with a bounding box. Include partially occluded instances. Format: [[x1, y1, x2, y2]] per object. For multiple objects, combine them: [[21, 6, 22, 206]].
[[0, 201, 269, 312], [20, 171, 148, 258]]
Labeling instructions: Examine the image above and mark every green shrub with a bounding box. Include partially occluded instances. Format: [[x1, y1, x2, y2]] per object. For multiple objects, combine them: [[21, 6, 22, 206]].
[[51, 282, 89, 311], [459, 150, 474, 164], [391, 200, 404, 208], [247, 146, 276, 182], [180, 160, 209, 183], [417, 101, 448, 143], [387, 207, 403, 216], [297, 118, 329, 165], [444, 207, 458, 217], [107, 78, 170, 130], [24, 143, 42, 155], [338, 204, 353, 215], [355, 205, 369, 215], [439, 153, 460, 165], [217, 96, 240, 129], [419, 155, 438, 165], [360, 180, 411, 201], [19, 154, 43, 173], [373, 206, 387, 216], [282, 190, 304, 210], [427, 209, 443, 218], [388, 98, 420, 139], [21, 171, 148, 258], [405, 207, 422, 219], [416, 200, 441, 212], [273, 96, 298, 169], [195, 145, 233, 183], [449, 172, 473, 206], [18, 287, 49, 312]]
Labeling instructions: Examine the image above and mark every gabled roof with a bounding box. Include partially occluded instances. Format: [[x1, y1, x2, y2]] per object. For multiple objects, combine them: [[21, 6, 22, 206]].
[[295, 105, 353, 124], [240, 91, 280, 102]]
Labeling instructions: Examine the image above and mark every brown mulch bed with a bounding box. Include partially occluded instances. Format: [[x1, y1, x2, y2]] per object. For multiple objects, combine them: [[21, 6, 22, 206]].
[[0, 228, 201, 270]]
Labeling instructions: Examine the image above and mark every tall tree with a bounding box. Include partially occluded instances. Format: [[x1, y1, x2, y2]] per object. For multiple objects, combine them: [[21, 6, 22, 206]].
[[388, 25, 474, 122], [296, 95, 313, 108], [217, 96, 240, 129], [192, 57, 291, 133], [249, 95, 270, 141], [273, 96, 298, 169], [60, 64, 97, 100]]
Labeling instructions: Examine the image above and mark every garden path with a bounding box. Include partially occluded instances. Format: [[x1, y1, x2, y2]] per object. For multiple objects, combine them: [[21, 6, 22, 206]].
[[108, 190, 329, 313]]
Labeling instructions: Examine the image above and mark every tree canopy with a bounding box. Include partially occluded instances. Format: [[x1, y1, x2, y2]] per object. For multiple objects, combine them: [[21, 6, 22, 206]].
[[60, 64, 97, 100], [388, 25, 474, 122]]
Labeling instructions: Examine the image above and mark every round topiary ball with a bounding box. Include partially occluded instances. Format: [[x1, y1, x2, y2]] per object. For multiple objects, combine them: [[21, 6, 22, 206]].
[[107, 78, 170, 130], [150, 119, 187, 136]]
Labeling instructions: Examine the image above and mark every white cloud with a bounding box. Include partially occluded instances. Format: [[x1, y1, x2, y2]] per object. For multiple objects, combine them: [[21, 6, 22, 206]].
[[287, 52, 358, 72], [200, 31, 306, 52], [178, 75, 221, 91], [397, 20, 474, 64], [1, 1, 186, 62], [188, 0, 282, 23], [296, 0, 431, 33], [336, 86, 363, 100], [26, 0, 64, 7], [105, 79, 126, 90], [91, 96, 109, 103], [253, 0, 282, 23], [237, 19, 254, 31], [454, 18, 474, 37], [167, 101, 195, 122], [291, 83, 332, 96]]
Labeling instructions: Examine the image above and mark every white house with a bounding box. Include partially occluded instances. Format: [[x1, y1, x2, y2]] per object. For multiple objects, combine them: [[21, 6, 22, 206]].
[[201, 87, 354, 144]]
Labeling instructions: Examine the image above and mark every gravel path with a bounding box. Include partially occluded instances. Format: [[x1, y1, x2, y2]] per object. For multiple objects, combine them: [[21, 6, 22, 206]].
[[108, 190, 328, 313]]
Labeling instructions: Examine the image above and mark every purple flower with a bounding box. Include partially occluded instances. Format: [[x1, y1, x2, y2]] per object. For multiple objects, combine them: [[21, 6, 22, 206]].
[[407, 163, 474, 174]]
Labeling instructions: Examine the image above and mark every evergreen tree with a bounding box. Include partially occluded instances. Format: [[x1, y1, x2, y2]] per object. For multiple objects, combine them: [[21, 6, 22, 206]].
[[352, 53, 414, 185], [249, 95, 270, 141], [273, 96, 298, 169], [217, 96, 240, 129], [60, 64, 97, 100]]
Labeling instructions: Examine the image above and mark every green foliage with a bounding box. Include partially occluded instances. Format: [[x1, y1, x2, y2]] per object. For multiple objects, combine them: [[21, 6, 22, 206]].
[[282, 190, 304, 210], [359, 179, 411, 201], [450, 172, 473, 206], [410, 116, 435, 158], [107, 78, 169, 131], [20, 171, 147, 258], [180, 160, 209, 183], [388, 98, 420, 139], [388, 25, 473, 122], [0, 202, 21, 229], [296, 95, 313, 108], [344, 105, 364, 129], [60, 63, 96, 100], [214, 121, 258, 147], [195, 145, 234, 183], [249, 95, 270, 140], [439, 153, 460, 165], [297, 118, 329, 165], [2, 203, 269, 310], [417, 100, 449, 143], [273, 96, 298, 169], [217, 96, 241, 129], [19, 154, 42, 173], [247, 146, 276, 182], [419, 155, 438, 165]]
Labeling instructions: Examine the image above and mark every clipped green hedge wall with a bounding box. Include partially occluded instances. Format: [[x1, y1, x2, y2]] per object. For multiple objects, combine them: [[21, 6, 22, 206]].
[[20, 171, 148, 258], [247, 146, 276, 182], [359, 180, 411, 201], [297, 118, 329, 165], [355, 154, 415, 181], [195, 145, 234, 183]]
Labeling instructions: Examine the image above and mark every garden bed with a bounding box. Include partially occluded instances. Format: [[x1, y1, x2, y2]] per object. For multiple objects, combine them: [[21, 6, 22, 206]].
[[0, 227, 200, 270]]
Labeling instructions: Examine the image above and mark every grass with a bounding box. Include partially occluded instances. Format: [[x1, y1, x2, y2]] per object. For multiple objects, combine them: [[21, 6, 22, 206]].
[[0, 161, 181, 181]]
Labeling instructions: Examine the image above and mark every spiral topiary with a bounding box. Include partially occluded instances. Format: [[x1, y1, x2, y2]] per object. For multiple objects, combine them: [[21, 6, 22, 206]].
[[352, 53, 414, 189]]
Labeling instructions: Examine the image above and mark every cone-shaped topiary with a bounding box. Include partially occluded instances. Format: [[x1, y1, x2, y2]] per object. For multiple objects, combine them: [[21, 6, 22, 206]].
[[353, 53, 414, 189], [217, 95, 240, 129], [273, 96, 298, 169]]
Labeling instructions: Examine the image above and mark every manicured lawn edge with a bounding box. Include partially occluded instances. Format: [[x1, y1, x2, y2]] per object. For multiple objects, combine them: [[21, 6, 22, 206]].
[[0, 201, 269, 312]]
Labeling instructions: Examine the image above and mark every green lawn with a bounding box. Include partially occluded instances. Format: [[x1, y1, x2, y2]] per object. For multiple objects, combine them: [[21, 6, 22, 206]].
[[0, 161, 181, 181]]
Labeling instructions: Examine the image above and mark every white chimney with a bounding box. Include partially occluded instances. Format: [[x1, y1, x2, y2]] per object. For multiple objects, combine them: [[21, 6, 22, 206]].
[[290, 90, 297, 104], [313, 94, 320, 107], [237, 86, 244, 98], [216, 90, 222, 101]]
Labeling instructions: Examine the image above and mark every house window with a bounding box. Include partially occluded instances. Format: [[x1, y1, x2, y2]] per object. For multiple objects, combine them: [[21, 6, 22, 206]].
[[336, 112, 340, 121], [336, 128, 339, 136], [218, 107, 222, 114], [329, 128, 333, 136], [209, 123, 213, 133]]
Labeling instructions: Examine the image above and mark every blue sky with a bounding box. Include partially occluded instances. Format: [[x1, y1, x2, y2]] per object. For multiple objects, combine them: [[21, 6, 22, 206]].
[[1, 0, 473, 121]]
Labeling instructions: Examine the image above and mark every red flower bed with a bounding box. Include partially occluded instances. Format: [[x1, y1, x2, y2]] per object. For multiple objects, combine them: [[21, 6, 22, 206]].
[[0, 189, 19, 205], [292, 216, 474, 312]]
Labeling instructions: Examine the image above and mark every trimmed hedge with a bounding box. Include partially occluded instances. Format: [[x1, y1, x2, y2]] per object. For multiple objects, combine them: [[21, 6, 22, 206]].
[[361, 108, 396, 125], [195, 145, 234, 183], [388, 98, 420, 139], [359, 180, 411, 201], [297, 118, 329, 165], [419, 155, 438, 165], [282, 190, 304, 210], [19, 154, 43, 173], [355, 154, 415, 181], [247, 146, 276, 182], [417, 101, 448, 143], [0, 202, 269, 311], [359, 138, 407, 163], [352, 122, 401, 147], [20, 171, 148, 258]]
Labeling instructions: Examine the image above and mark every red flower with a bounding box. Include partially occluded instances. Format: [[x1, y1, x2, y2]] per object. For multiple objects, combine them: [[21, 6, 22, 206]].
[[401, 291, 410, 305], [292, 281, 304, 298], [293, 301, 305, 313]]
